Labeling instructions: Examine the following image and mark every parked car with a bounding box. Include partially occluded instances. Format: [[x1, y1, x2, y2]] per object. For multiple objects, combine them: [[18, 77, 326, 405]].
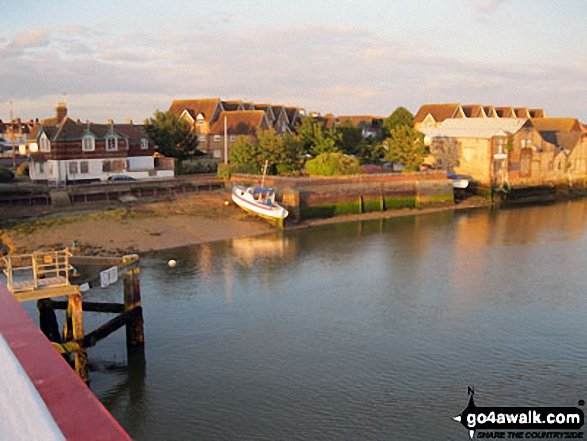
[[107, 175, 137, 184]]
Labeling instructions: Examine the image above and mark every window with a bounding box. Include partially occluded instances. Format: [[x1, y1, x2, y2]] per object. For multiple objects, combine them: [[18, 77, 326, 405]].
[[38, 162, 44, 173], [82, 135, 95, 152], [213, 135, 221, 142], [230, 135, 236, 142], [69, 162, 78, 175], [106, 136, 118, 151], [40, 134, 51, 152], [140, 138, 149, 150], [213, 150, 222, 158], [102, 161, 111, 172], [80, 161, 89, 174], [197, 114, 205, 125], [198, 135, 207, 142]]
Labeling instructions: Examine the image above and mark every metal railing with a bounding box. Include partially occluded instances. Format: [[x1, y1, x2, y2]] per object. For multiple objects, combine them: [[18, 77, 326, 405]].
[[2, 248, 73, 294]]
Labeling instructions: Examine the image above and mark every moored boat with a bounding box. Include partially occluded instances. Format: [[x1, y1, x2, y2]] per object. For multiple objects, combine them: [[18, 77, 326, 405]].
[[231, 185, 289, 221]]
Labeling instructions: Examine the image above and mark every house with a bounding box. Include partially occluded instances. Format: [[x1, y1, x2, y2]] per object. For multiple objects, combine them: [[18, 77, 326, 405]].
[[27, 104, 172, 185], [206, 111, 271, 162], [335, 115, 385, 138], [170, 98, 305, 159], [414, 103, 547, 131], [420, 116, 586, 187], [169, 98, 224, 152]]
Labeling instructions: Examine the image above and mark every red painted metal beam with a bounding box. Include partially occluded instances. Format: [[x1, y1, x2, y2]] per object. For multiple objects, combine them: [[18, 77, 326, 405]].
[[0, 282, 131, 441]]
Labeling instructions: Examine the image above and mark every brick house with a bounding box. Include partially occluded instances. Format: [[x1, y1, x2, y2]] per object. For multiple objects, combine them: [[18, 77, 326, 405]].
[[420, 116, 586, 187], [207, 111, 271, 162], [170, 98, 303, 160], [27, 105, 172, 185]]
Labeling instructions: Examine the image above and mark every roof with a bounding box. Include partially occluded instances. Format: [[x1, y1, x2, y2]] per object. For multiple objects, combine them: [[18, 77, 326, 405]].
[[530, 118, 581, 133], [494, 107, 515, 118], [169, 99, 221, 120], [336, 115, 384, 129], [461, 105, 483, 118], [221, 100, 244, 111], [414, 104, 461, 124], [114, 124, 152, 144], [209, 111, 267, 135], [420, 118, 530, 139]]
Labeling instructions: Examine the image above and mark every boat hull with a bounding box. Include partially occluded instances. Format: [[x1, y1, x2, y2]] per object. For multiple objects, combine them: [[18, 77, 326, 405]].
[[231, 186, 289, 221]]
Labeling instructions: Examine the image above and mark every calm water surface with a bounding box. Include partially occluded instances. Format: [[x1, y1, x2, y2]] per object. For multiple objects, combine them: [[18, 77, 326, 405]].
[[65, 201, 587, 439]]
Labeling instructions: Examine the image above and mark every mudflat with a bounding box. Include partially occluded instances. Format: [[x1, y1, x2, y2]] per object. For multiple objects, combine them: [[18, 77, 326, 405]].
[[1, 192, 274, 255]]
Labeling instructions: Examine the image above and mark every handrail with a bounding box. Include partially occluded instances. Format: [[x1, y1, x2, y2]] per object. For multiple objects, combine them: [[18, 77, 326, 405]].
[[3, 249, 73, 294]]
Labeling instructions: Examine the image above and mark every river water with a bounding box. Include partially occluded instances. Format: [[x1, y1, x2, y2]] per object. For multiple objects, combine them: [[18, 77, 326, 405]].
[[47, 201, 587, 439]]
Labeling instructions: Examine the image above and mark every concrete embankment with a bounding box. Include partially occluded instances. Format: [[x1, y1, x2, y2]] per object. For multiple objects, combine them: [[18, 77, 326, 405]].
[[230, 172, 455, 223]]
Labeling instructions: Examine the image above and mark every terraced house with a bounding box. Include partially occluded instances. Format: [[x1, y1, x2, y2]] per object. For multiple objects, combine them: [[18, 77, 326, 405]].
[[169, 98, 305, 160], [26, 104, 173, 185], [417, 103, 587, 187], [169, 97, 390, 162]]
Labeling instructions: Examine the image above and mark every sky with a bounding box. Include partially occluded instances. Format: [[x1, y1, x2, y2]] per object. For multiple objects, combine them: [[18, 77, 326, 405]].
[[1, 0, 586, 123]]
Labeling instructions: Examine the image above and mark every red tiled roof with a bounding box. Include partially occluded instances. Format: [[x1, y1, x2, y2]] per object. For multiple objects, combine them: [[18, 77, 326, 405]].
[[209, 111, 267, 135], [169, 99, 221, 120], [414, 104, 461, 124], [531, 118, 581, 133]]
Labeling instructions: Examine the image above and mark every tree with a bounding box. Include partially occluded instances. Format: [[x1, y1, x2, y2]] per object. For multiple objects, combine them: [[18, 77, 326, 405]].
[[229, 135, 262, 174], [384, 125, 428, 171], [295, 116, 339, 156], [305, 152, 362, 176], [144, 110, 198, 160], [229, 130, 305, 176], [333, 121, 364, 156], [383, 107, 414, 139]]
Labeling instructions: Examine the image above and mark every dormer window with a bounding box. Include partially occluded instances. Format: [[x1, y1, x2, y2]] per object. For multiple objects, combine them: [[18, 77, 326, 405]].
[[40, 133, 51, 152], [106, 135, 118, 151], [140, 138, 149, 150], [196, 114, 205, 125], [82, 135, 95, 152]]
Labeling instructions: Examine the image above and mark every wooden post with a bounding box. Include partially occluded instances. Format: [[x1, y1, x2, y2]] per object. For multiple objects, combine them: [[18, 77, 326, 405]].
[[70, 294, 89, 384], [123, 255, 144, 348], [62, 298, 73, 343], [37, 299, 61, 343]]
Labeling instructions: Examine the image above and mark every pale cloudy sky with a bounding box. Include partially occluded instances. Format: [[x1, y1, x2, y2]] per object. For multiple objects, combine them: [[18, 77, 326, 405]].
[[1, 0, 586, 123]]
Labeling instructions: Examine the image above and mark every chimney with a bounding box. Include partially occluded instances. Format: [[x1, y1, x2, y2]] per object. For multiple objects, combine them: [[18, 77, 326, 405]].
[[126, 119, 133, 124], [56, 102, 67, 122]]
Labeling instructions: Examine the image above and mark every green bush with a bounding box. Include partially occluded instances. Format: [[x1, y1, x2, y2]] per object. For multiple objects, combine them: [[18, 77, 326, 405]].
[[305, 153, 363, 176], [217, 163, 232, 180], [0, 167, 14, 183], [179, 159, 218, 175], [230, 163, 260, 175]]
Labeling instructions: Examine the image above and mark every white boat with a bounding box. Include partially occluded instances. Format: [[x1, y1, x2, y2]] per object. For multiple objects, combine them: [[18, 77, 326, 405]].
[[447, 173, 469, 189], [232, 185, 289, 221]]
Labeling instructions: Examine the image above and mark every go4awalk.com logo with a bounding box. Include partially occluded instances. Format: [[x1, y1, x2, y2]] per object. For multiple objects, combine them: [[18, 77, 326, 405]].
[[453, 388, 585, 439]]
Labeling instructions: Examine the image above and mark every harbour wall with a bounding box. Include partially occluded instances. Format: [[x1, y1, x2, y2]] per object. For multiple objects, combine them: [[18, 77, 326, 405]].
[[230, 172, 454, 222]]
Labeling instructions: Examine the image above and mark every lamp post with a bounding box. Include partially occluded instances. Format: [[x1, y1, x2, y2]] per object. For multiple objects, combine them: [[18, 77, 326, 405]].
[[9, 100, 16, 169]]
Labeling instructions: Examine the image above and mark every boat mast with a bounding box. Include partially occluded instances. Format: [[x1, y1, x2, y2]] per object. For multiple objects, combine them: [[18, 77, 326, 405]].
[[261, 160, 268, 188]]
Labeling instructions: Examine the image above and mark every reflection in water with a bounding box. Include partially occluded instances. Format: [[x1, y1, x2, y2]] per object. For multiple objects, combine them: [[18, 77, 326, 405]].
[[91, 200, 587, 440]]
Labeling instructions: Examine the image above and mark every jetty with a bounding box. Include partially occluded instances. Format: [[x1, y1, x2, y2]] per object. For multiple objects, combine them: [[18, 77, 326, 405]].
[[2, 248, 145, 385]]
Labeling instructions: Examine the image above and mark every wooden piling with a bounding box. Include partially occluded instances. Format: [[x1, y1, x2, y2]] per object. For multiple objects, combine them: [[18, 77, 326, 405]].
[[62, 298, 73, 343], [123, 255, 144, 348], [70, 294, 89, 384], [37, 299, 61, 343]]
